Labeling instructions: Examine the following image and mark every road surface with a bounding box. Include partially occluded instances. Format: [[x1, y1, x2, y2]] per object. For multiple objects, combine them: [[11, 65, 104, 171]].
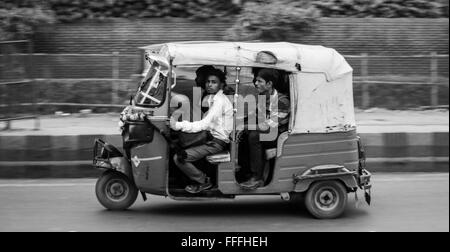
[[0, 173, 448, 232]]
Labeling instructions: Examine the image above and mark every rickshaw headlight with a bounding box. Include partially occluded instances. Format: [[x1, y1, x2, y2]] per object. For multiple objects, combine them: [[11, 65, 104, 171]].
[[109, 157, 123, 169]]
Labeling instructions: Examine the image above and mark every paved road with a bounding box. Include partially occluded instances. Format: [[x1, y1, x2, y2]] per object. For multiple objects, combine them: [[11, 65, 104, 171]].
[[0, 173, 448, 232]]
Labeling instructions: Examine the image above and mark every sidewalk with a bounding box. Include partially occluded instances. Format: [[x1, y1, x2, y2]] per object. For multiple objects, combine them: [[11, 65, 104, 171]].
[[0, 109, 448, 177], [1, 108, 449, 136]]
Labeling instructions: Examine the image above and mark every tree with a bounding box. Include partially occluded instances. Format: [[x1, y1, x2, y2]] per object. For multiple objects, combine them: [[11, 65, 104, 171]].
[[0, 5, 55, 41], [225, 0, 320, 41]]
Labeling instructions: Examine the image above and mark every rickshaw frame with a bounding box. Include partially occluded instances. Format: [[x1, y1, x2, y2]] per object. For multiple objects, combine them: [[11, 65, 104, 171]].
[[93, 41, 372, 219]]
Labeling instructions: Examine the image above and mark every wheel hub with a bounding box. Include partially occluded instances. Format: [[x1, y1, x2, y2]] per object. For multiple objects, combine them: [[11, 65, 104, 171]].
[[315, 188, 338, 211], [111, 182, 124, 196], [106, 179, 129, 201], [320, 191, 333, 205]]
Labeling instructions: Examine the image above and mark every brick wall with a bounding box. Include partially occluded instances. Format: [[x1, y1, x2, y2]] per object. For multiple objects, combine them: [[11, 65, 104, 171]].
[[31, 18, 449, 79], [34, 18, 449, 55], [2, 18, 447, 110]]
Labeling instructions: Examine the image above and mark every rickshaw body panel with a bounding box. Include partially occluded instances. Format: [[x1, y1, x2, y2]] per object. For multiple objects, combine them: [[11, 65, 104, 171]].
[[217, 130, 359, 195], [289, 72, 355, 134], [274, 130, 359, 192], [277, 130, 359, 173], [128, 88, 170, 197], [293, 173, 358, 192], [130, 119, 169, 196]]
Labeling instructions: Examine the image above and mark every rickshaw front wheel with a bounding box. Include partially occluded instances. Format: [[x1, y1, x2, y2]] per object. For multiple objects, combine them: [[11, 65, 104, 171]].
[[304, 180, 347, 219], [96, 171, 138, 211]]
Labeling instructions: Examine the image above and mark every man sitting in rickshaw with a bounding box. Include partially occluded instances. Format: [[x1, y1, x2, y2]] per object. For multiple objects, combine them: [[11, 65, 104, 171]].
[[170, 68, 233, 194], [240, 68, 290, 190]]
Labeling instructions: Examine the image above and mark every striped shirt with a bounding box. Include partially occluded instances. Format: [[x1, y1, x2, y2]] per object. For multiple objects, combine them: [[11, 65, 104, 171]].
[[259, 89, 290, 132]]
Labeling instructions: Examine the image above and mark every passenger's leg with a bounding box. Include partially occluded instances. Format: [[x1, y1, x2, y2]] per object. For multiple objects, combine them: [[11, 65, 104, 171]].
[[248, 130, 265, 180], [261, 138, 278, 183], [173, 153, 207, 185], [237, 130, 251, 181], [173, 142, 224, 192], [240, 130, 265, 189]]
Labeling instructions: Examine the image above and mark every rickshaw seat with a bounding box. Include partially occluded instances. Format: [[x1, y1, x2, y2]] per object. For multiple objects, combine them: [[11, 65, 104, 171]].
[[206, 131, 287, 163], [206, 151, 230, 163], [262, 133, 289, 184], [265, 131, 289, 160], [206, 149, 276, 164]]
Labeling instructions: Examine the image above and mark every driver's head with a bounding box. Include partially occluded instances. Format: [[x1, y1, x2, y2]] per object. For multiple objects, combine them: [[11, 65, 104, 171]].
[[205, 68, 226, 95], [195, 65, 216, 89]]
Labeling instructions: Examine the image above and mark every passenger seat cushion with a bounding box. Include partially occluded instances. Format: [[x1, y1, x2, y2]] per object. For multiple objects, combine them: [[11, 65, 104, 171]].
[[206, 151, 230, 163]]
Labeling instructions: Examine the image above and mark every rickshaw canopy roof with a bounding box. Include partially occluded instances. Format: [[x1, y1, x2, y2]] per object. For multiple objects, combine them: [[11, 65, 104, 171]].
[[140, 41, 356, 133], [141, 41, 353, 82]]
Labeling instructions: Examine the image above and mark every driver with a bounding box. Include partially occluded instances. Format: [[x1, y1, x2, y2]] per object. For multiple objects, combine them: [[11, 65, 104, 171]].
[[170, 68, 233, 194]]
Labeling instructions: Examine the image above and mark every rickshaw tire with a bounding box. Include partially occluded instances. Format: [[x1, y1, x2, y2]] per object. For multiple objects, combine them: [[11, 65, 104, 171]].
[[304, 180, 347, 219], [95, 171, 138, 211]]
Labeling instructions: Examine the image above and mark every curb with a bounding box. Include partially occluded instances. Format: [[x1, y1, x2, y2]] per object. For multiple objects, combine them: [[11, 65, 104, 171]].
[[0, 132, 448, 178]]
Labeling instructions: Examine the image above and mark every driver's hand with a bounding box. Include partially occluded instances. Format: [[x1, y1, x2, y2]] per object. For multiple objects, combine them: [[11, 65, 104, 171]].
[[169, 117, 178, 130], [118, 120, 125, 133], [118, 120, 124, 128]]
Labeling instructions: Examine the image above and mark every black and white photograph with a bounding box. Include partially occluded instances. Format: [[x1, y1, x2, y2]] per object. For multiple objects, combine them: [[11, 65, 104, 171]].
[[0, 0, 448, 237]]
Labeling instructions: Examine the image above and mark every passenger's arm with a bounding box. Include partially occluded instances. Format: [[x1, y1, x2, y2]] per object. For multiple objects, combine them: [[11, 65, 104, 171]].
[[259, 96, 290, 132]]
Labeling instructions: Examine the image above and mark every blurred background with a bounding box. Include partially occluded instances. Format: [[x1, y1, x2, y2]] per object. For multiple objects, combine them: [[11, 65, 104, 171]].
[[0, 1, 448, 232], [0, 0, 448, 120]]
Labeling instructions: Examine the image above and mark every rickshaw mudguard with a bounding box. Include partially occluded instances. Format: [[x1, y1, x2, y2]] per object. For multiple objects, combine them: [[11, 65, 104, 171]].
[[93, 139, 134, 179], [293, 165, 358, 192], [109, 156, 133, 179], [129, 123, 169, 196]]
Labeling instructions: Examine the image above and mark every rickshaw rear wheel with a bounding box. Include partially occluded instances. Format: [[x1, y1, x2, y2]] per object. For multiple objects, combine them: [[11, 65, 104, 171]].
[[305, 180, 347, 219], [96, 171, 138, 211]]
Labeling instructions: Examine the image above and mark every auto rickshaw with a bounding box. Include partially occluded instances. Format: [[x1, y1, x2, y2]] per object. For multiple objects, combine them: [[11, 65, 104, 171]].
[[93, 41, 372, 219]]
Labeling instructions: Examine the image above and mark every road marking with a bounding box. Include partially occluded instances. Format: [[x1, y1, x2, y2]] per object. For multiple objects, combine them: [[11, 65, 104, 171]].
[[0, 157, 447, 167], [366, 157, 449, 163], [0, 183, 94, 187], [0, 175, 447, 187], [375, 177, 449, 182], [0, 160, 92, 166]]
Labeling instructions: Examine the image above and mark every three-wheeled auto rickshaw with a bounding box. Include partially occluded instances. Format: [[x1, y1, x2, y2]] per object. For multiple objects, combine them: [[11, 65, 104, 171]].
[[93, 41, 372, 219]]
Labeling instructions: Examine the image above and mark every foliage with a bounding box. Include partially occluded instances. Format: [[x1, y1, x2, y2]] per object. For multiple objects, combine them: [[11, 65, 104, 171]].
[[0, 1, 55, 41], [1, 0, 447, 27], [225, 0, 320, 41], [225, 0, 447, 41], [311, 0, 448, 18], [43, 0, 241, 22]]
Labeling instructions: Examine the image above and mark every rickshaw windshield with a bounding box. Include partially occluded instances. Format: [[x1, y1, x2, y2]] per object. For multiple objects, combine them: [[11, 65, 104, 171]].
[[134, 60, 168, 107]]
